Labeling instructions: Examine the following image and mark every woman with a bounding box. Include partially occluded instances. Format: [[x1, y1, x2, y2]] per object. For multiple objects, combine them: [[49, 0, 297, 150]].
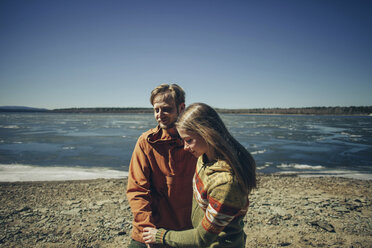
[[143, 103, 257, 247]]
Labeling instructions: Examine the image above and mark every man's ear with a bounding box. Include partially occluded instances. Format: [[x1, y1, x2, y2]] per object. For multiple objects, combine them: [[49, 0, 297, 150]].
[[179, 103, 185, 114]]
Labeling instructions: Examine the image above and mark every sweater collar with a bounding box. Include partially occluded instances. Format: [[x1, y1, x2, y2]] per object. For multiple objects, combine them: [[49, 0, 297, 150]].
[[201, 154, 217, 166]]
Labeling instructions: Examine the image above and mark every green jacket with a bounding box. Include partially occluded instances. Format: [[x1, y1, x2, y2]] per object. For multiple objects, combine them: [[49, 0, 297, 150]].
[[156, 155, 249, 247]]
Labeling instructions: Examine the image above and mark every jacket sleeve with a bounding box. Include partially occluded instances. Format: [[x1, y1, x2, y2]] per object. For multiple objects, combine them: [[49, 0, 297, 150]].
[[156, 176, 248, 247], [126, 136, 155, 241]]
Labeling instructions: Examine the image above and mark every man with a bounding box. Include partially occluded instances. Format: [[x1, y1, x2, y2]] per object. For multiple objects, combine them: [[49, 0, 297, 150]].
[[126, 84, 197, 247]]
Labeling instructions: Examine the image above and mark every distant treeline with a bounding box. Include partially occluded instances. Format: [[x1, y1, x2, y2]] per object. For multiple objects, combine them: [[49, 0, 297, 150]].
[[51, 106, 372, 115], [215, 106, 372, 115], [1, 106, 371, 115], [51, 107, 153, 113]]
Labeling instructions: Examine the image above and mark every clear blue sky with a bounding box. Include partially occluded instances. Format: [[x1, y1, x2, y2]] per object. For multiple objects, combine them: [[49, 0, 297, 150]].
[[1, 0, 371, 109]]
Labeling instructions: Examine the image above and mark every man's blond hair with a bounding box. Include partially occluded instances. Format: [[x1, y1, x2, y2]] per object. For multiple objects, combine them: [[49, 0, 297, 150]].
[[150, 84, 185, 107]]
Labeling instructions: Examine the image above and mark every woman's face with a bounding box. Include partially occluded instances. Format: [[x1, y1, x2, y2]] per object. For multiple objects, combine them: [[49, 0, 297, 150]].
[[178, 129, 209, 158]]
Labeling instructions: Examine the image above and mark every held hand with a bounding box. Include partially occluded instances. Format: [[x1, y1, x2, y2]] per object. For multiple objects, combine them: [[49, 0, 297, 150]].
[[142, 227, 158, 244]]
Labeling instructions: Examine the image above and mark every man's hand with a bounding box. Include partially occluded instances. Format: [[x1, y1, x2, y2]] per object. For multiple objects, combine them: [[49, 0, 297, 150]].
[[143, 227, 158, 244]]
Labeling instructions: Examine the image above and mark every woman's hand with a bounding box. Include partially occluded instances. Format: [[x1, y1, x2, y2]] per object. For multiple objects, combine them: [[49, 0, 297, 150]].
[[143, 227, 158, 244]]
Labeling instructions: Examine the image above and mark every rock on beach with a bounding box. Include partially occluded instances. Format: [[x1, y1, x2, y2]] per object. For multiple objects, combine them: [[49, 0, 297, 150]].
[[0, 174, 371, 247]]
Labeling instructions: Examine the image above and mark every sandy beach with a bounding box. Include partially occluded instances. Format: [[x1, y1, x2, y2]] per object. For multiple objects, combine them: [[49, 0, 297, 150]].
[[1, 174, 371, 248]]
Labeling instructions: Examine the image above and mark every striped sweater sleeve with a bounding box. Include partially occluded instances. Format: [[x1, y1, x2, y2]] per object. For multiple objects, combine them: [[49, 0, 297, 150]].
[[156, 169, 249, 247], [201, 173, 248, 234]]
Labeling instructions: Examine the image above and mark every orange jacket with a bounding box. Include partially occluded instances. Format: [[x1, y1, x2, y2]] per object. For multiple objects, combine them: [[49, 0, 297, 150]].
[[126, 126, 197, 243]]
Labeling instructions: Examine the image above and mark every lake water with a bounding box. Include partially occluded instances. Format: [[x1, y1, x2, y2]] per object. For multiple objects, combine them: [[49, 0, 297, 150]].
[[0, 112, 371, 181]]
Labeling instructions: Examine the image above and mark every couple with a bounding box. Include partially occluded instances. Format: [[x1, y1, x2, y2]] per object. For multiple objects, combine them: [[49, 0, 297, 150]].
[[127, 84, 257, 247]]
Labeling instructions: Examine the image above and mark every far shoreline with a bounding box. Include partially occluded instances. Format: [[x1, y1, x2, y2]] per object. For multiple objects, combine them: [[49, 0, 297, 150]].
[[1, 106, 371, 116]]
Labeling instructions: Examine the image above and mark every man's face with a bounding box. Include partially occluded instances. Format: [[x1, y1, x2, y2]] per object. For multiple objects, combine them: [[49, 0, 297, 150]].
[[153, 93, 184, 129]]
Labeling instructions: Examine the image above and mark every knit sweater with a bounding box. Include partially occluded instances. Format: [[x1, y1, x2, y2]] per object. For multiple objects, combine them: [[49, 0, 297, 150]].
[[155, 155, 249, 247]]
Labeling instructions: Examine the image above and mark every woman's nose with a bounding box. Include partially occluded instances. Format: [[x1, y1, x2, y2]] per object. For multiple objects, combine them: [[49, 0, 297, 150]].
[[183, 143, 189, 151]]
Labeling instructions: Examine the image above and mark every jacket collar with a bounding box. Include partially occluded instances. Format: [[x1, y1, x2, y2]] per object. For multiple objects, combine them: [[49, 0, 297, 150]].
[[147, 125, 182, 145]]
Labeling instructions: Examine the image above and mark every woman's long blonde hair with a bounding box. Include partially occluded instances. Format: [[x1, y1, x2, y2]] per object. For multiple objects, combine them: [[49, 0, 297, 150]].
[[176, 103, 256, 193]]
